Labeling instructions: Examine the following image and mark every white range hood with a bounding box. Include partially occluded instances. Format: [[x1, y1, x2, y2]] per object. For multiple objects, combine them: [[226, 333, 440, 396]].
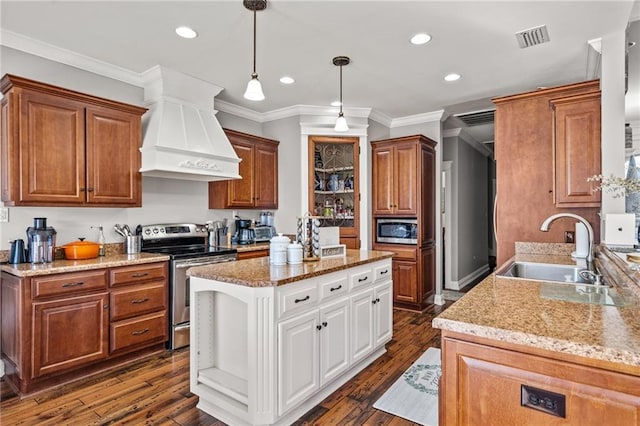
[[140, 66, 241, 181]]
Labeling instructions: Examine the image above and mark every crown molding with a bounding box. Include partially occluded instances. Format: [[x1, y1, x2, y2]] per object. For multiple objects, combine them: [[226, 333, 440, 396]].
[[369, 109, 393, 127], [389, 109, 445, 128], [214, 99, 264, 122], [1, 29, 143, 87]]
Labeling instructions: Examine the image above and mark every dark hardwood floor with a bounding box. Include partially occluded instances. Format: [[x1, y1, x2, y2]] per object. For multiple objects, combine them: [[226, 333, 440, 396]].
[[1, 303, 453, 425]]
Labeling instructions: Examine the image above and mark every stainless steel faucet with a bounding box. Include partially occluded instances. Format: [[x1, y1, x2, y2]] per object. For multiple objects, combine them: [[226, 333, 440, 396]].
[[540, 213, 595, 262]]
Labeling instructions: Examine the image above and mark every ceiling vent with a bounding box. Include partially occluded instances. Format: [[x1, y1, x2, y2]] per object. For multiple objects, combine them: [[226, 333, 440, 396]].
[[454, 109, 495, 127], [515, 25, 550, 49]]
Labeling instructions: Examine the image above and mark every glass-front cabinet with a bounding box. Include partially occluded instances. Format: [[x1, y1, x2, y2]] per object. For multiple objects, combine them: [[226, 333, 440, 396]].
[[308, 135, 360, 248]]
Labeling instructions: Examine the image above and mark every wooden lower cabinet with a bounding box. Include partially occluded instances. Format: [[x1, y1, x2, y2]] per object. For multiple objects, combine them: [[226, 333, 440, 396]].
[[237, 248, 269, 260], [374, 243, 434, 311], [440, 332, 640, 425], [0, 261, 168, 394], [32, 293, 109, 378]]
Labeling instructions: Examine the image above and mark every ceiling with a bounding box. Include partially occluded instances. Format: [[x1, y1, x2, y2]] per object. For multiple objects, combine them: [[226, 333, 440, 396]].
[[1, 1, 638, 143]]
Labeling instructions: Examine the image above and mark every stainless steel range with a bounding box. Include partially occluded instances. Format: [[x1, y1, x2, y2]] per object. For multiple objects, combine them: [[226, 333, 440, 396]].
[[140, 223, 237, 349]]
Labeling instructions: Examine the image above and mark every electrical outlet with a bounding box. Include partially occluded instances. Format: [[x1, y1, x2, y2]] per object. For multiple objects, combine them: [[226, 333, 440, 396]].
[[564, 231, 575, 243], [0, 207, 8, 223], [521, 385, 566, 418]]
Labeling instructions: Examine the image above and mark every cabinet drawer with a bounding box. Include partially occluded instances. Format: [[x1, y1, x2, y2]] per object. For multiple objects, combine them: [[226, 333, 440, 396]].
[[110, 262, 167, 287], [32, 270, 108, 299], [110, 282, 166, 321], [278, 281, 318, 319], [374, 262, 392, 282], [350, 268, 374, 290], [319, 273, 348, 301], [110, 311, 167, 353]]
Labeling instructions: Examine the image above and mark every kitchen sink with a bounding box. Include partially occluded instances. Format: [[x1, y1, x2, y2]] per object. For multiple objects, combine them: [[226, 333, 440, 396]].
[[496, 261, 606, 286], [496, 261, 628, 306]]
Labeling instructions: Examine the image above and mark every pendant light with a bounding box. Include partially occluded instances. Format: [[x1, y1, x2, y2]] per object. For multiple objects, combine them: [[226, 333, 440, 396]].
[[333, 56, 350, 132], [243, 0, 267, 101]]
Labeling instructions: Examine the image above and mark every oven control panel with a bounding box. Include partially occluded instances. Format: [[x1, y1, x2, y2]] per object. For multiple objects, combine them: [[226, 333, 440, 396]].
[[141, 223, 208, 239]]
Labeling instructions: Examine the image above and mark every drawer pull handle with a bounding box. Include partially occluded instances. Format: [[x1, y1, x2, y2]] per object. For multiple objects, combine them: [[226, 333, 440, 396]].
[[132, 328, 150, 336], [62, 281, 85, 288], [381, 269, 389, 275], [358, 276, 368, 282], [131, 273, 149, 278], [316, 325, 322, 331], [294, 295, 310, 303], [322, 321, 328, 327], [131, 298, 149, 304], [372, 299, 377, 305], [330, 285, 342, 292]]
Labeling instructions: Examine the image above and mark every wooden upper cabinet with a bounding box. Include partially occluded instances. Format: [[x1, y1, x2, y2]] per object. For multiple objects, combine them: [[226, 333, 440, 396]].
[[0, 74, 146, 207], [551, 90, 601, 207], [86, 106, 142, 205], [371, 137, 427, 217], [209, 129, 279, 209]]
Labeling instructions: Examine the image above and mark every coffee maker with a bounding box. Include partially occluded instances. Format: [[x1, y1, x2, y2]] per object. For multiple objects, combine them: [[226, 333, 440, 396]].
[[26, 217, 57, 263], [233, 219, 255, 245]]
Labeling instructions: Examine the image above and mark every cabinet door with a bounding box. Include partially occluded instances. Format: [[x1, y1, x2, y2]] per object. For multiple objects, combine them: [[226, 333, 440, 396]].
[[372, 146, 394, 215], [254, 142, 278, 208], [278, 310, 320, 416], [350, 289, 374, 364], [552, 91, 601, 207], [420, 245, 436, 302], [394, 143, 418, 215], [227, 141, 255, 207], [392, 259, 418, 304], [319, 298, 350, 385], [32, 293, 109, 378], [86, 106, 141, 205], [17, 89, 86, 204], [374, 281, 393, 346]]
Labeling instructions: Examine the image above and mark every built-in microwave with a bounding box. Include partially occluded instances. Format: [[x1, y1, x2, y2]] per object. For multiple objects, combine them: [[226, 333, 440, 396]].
[[376, 218, 418, 244]]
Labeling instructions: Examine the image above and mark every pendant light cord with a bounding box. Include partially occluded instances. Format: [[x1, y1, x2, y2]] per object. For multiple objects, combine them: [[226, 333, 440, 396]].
[[339, 63, 343, 115], [252, 10, 257, 76]]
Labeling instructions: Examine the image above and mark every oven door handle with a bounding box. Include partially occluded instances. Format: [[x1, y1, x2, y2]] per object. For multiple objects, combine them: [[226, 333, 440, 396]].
[[175, 258, 234, 269]]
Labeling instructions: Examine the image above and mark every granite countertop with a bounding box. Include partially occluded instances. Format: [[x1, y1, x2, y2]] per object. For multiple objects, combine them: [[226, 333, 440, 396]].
[[219, 242, 270, 252], [188, 249, 394, 288], [1, 252, 170, 277], [433, 243, 640, 370]]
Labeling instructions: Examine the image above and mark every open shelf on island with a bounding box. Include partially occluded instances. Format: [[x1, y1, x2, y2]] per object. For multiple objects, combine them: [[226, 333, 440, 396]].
[[198, 367, 249, 405]]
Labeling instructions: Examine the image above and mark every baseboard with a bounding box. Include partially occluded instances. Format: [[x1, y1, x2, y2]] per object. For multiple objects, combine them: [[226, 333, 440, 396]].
[[446, 264, 490, 291]]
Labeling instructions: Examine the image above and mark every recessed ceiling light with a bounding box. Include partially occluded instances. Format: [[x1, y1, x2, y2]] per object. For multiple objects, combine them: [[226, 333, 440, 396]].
[[280, 76, 295, 84], [444, 73, 461, 82], [410, 33, 432, 45], [175, 26, 198, 39], [331, 101, 342, 107]]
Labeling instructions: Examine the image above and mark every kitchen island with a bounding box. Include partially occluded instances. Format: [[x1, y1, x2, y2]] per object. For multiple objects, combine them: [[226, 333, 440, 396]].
[[187, 250, 393, 426], [433, 244, 640, 425]]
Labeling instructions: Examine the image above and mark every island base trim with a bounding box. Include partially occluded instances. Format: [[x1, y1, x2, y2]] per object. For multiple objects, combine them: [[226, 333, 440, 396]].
[[194, 346, 388, 426]]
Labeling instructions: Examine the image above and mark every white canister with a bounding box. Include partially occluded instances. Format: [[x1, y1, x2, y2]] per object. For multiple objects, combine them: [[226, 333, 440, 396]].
[[270, 233, 290, 265], [287, 242, 303, 264], [271, 248, 287, 266]]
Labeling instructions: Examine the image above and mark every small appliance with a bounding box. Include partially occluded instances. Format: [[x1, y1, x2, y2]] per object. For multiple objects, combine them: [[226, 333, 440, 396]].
[[254, 226, 275, 242], [376, 218, 418, 244], [26, 217, 57, 263], [234, 219, 255, 244]]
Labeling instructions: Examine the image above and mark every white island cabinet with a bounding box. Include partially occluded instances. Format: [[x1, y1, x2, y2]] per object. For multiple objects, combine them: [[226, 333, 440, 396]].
[[188, 251, 393, 426]]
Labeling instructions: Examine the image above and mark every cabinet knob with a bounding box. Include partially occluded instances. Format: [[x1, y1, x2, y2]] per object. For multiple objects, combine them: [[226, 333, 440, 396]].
[[372, 299, 377, 305], [322, 321, 328, 327], [87, 187, 94, 192], [316, 325, 323, 331]]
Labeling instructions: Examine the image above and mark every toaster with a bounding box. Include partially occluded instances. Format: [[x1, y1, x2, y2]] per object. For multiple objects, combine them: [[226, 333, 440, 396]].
[[254, 226, 275, 242]]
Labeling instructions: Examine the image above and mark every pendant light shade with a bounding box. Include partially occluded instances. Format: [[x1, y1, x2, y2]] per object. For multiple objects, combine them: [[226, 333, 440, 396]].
[[333, 56, 350, 132], [243, 0, 267, 101]]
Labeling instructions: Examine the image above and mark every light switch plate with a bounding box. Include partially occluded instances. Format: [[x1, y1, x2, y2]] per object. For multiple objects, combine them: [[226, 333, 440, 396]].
[[0, 207, 8, 223]]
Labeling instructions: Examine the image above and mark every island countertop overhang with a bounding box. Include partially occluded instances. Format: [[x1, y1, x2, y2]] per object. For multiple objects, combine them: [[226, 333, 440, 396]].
[[187, 249, 394, 287]]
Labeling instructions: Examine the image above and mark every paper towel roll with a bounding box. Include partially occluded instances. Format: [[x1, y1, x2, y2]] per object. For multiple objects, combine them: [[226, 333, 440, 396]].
[[573, 222, 589, 258]]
